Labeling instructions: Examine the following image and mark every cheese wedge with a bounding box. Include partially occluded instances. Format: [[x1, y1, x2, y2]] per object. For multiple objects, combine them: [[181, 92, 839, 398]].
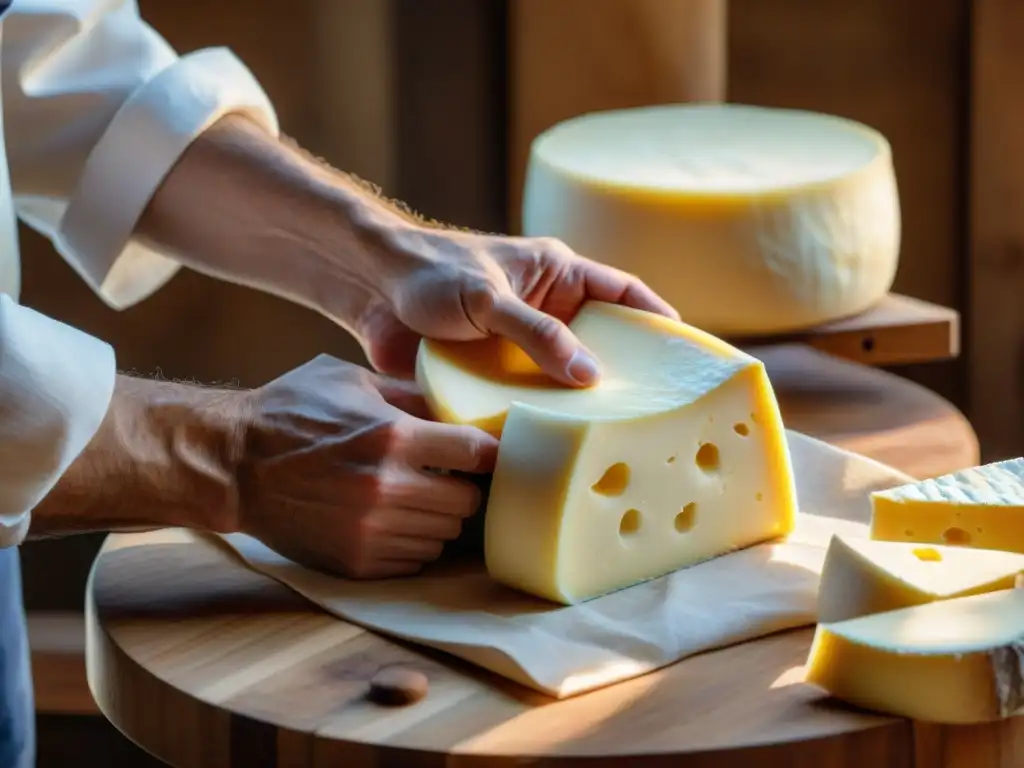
[[521, 103, 901, 336], [416, 301, 797, 604], [870, 458, 1024, 552], [817, 535, 1024, 623], [806, 589, 1024, 723]]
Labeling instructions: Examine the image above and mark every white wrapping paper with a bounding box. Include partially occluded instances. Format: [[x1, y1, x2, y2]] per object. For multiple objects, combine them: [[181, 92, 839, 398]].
[[216, 430, 910, 698]]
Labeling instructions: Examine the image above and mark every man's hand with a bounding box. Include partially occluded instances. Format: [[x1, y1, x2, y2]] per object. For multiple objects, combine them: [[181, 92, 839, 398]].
[[238, 354, 497, 578], [356, 227, 679, 387], [31, 355, 495, 578], [135, 115, 678, 391]]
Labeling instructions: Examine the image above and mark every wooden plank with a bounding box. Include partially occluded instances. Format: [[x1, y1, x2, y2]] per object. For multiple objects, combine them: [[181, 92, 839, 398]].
[[731, 294, 960, 367], [28, 611, 97, 715], [968, 0, 1024, 462], [507, 0, 726, 233]]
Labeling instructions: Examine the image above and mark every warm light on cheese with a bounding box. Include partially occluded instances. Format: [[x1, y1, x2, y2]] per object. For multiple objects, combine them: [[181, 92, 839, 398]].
[[806, 589, 1024, 723], [416, 301, 797, 604], [521, 103, 901, 336], [817, 535, 1024, 623], [870, 458, 1024, 552]]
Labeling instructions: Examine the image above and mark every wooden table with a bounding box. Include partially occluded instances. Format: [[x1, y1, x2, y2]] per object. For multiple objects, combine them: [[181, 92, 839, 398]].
[[85, 347, 998, 767]]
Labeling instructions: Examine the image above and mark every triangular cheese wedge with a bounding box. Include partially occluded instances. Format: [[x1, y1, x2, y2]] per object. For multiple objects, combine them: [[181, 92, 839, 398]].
[[806, 588, 1024, 724], [817, 535, 1024, 623], [416, 301, 797, 604], [870, 458, 1024, 551]]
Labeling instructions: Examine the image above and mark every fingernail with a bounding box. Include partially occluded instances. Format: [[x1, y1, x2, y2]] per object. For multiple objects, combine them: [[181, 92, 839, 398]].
[[567, 350, 600, 385]]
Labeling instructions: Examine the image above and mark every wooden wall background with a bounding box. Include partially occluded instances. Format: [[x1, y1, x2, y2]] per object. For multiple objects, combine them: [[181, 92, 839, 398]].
[[18, 0, 1015, 759]]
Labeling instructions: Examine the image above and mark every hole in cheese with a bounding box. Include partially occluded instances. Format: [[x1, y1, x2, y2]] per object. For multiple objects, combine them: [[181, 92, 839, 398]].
[[733, 422, 750, 437], [942, 527, 972, 546], [756, 492, 764, 502], [695, 442, 720, 472], [675, 503, 697, 533], [666, 455, 677, 464], [750, 412, 759, 425], [619, 509, 641, 537], [904, 529, 914, 537], [911, 547, 942, 562], [592, 463, 630, 496]]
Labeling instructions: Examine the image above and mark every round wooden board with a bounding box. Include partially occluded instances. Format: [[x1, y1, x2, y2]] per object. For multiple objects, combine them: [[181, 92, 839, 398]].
[[86, 351, 998, 768], [758, 345, 979, 479]]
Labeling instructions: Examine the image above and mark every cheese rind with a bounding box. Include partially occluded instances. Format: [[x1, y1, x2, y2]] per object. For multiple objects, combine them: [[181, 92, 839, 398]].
[[817, 535, 1024, 623], [521, 103, 901, 336], [870, 458, 1024, 552], [806, 589, 1024, 723], [416, 301, 798, 604]]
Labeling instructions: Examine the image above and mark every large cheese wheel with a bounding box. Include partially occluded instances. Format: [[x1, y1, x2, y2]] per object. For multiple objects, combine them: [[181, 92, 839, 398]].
[[521, 103, 901, 336]]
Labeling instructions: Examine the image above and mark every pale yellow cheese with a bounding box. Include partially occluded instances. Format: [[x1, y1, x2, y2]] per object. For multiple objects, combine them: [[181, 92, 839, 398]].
[[416, 301, 797, 604], [521, 103, 901, 336], [817, 535, 1024, 623], [806, 589, 1024, 724], [870, 458, 1024, 552]]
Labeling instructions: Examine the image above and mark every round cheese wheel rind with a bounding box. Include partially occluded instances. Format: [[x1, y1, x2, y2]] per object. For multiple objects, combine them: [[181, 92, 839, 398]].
[[521, 103, 901, 336]]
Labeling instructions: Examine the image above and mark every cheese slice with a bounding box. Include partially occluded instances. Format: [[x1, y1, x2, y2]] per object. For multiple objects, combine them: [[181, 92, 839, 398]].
[[521, 103, 901, 336], [817, 535, 1024, 623], [870, 458, 1024, 552], [416, 301, 797, 604], [805, 589, 1024, 723]]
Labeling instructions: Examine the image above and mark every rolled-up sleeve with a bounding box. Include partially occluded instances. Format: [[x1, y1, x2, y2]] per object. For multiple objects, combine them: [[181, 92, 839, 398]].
[[0, 294, 115, 547], [2, 0, 279, 309]]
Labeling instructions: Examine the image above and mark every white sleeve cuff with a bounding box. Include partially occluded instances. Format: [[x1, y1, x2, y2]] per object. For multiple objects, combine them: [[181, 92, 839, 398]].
[[0, 295, 116, 547], [55, 47, 280, 310]]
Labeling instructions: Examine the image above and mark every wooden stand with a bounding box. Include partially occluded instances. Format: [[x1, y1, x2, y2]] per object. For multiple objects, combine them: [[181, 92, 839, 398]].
[[84, 425, 1003, 768]]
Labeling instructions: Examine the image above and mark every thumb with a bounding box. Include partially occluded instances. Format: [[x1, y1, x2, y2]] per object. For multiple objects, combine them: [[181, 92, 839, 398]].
[[470, 292, 601, 387]]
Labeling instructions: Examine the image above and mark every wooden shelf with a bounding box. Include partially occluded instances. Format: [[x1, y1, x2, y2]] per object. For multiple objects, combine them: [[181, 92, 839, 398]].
[[730, 293, 959, 367], [28, 611, 97, 716]]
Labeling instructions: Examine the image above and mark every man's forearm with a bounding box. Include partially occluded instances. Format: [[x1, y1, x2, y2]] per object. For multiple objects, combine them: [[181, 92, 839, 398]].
[[135, 114, 418, 328], [28, 376, 248, 539]]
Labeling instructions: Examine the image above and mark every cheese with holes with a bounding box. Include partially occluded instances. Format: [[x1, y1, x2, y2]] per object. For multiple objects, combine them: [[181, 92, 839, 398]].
[[521, 103, 901, 336], [817, 535, 1024, 623], [416, 301, 797, 604], [806, 589, 1024, 723], [870, 458, 1024, 552]]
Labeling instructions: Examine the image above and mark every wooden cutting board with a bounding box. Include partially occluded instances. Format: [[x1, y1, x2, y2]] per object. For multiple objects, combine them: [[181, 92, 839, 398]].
[[85, 429, 1015, 767]]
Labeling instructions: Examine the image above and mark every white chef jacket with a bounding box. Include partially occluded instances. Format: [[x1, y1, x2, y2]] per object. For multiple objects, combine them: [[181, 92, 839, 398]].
[[0, 0, 279, 547]]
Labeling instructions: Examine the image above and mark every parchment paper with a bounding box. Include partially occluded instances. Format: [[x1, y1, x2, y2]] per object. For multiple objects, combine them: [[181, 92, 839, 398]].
[[216, 430, 911, 698]]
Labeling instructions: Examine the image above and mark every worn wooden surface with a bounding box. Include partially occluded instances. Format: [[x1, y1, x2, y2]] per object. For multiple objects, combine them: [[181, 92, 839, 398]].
[[85, 376, 989, 767]]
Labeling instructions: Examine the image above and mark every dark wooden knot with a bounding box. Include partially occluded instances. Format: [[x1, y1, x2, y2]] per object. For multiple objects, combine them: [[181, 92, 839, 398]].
[[367, 666, 430, 707]]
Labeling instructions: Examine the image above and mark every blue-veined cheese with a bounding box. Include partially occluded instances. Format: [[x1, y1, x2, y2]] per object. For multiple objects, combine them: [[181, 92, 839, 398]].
[[870, 458, 1024, 551]]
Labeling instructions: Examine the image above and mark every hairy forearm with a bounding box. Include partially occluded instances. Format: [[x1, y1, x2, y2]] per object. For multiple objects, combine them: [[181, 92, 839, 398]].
[[28, 375, 248, 539], [135, 114, 421, 327]]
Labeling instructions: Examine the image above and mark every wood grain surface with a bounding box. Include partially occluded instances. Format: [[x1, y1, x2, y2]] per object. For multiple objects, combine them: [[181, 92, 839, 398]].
[[86, 352, 995, 767]]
